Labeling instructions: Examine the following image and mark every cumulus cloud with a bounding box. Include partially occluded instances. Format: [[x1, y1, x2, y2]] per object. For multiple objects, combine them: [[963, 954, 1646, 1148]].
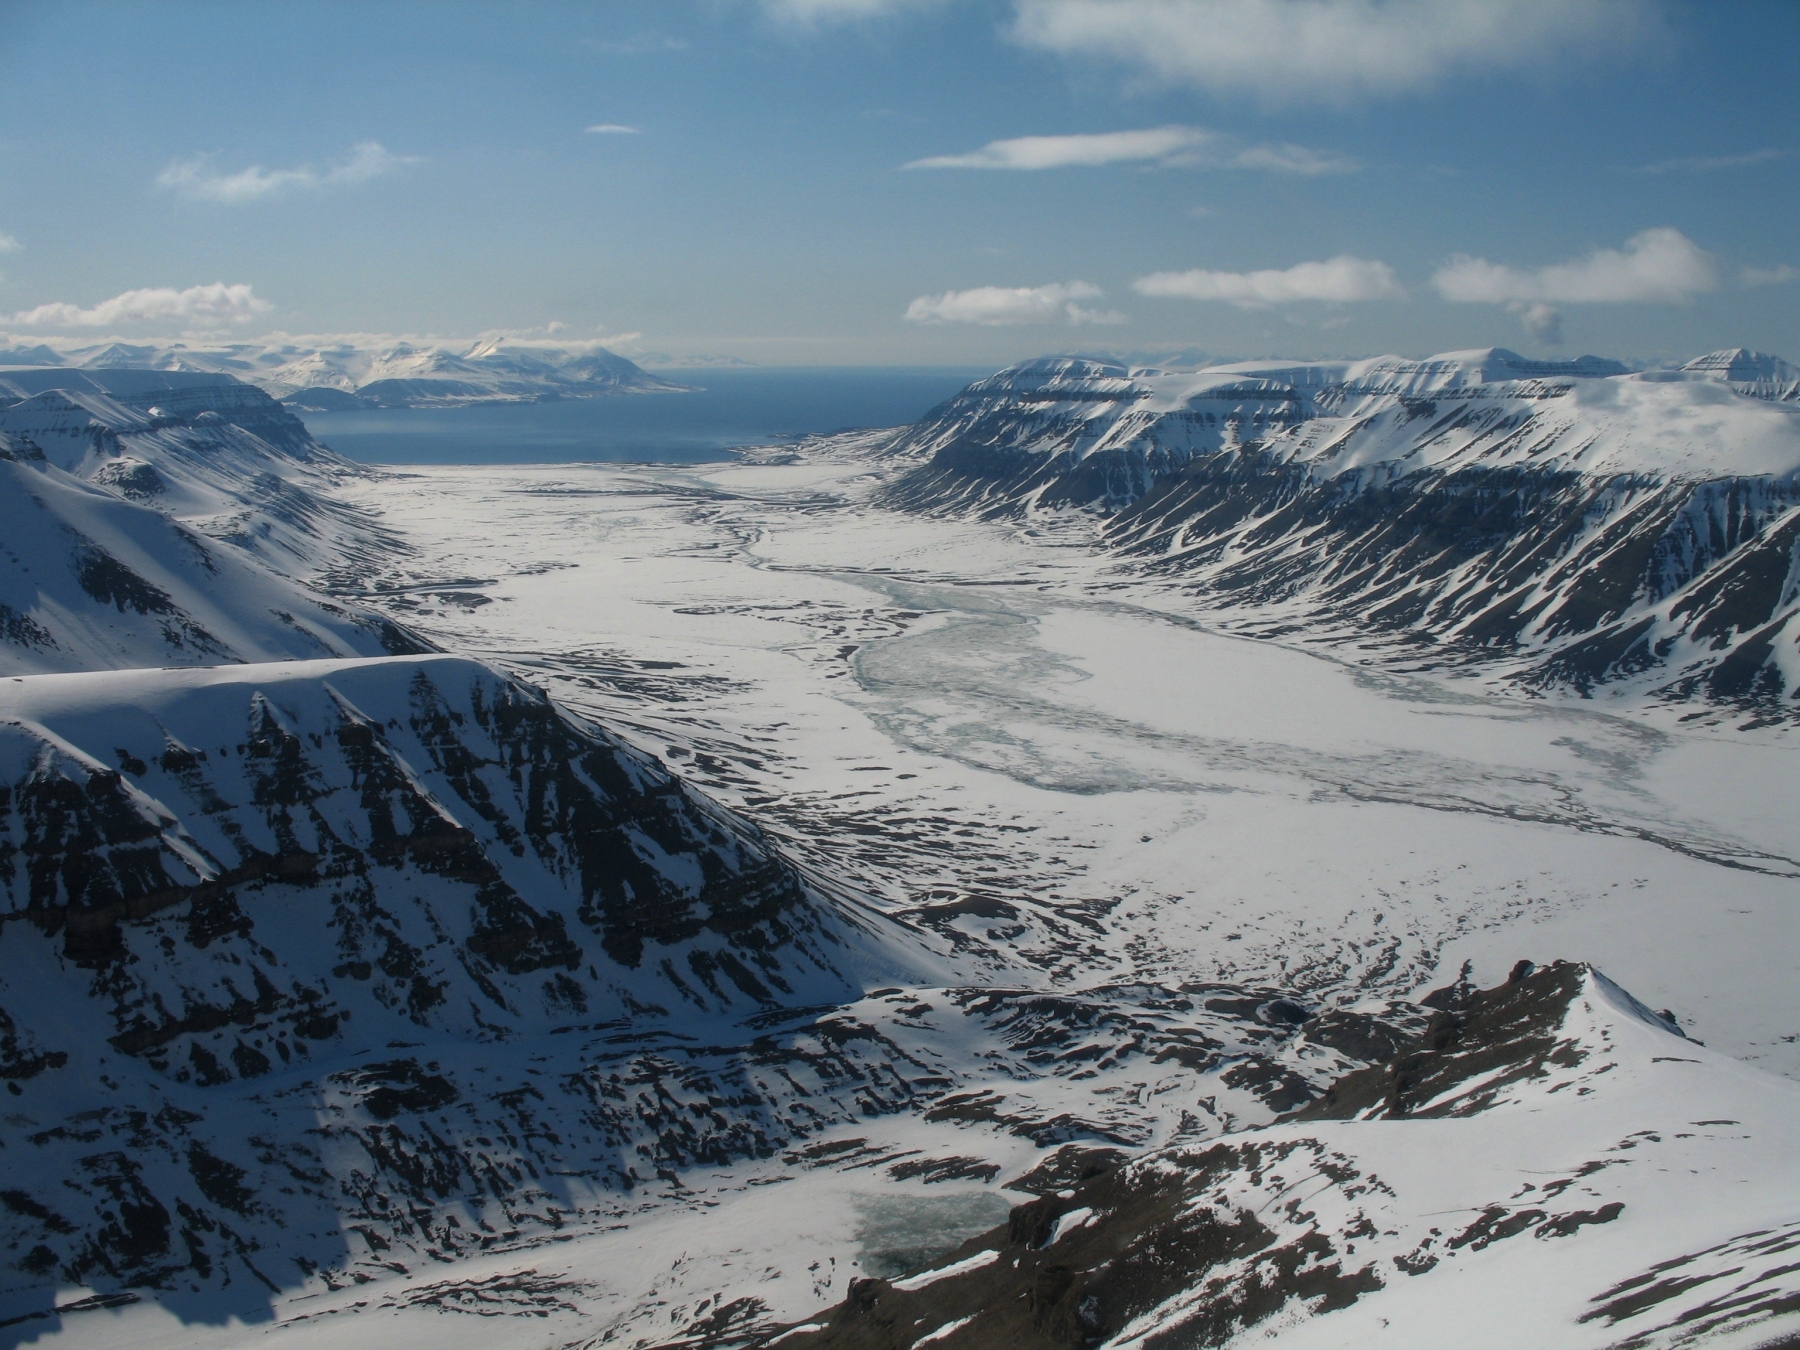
[[761, 0, 946, 24], [1511, 301, 1563, 345], [904, 281, 1125, 325], [156, 141, 417, 204], [904, 125, 1353, 173], [1132, 256, 1404, 307], [1008, 0, 1658, 106], [7, 283, 271, 329], [1432, 227, 1718, 304], [1634, 148, 1788, 174], [585, 124, 643, 135], [1742, 264, 1798, 288]]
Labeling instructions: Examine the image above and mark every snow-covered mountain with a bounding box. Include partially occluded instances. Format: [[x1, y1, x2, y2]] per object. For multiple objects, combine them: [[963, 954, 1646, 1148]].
[[0, 366, 406, 583], [0, 655, 937, 1303], [773, 961, 1800, 1350], [879, 348, 1800, 722], [0, 434, 419, 672], [0, 337, 687, 408]]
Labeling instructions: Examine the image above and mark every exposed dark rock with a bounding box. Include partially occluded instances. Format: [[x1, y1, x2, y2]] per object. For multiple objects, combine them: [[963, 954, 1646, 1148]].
[[761, 1138, 1384, 1349], [1294, 961, 1603, 1121]]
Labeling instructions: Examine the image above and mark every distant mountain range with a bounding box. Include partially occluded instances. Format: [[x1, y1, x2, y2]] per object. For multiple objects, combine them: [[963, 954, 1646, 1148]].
[[878, 346, 1800, 724], [0, 337, 687, 409]]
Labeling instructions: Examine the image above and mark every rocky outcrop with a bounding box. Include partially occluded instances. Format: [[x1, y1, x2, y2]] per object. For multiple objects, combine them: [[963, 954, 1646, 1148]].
[[760, 962, 1800, 1350]]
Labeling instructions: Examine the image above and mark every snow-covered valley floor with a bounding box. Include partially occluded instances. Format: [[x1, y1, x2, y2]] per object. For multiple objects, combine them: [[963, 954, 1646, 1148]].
[[19, 446, 1798, 1350], [336, 453, 1798, 1067]]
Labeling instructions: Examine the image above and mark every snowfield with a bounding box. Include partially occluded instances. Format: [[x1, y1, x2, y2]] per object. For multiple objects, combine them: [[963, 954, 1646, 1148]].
[[0, 356, 1796, 1350]]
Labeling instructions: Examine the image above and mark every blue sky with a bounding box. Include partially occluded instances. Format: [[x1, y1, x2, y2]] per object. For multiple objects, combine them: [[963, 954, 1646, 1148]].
[[0, 0, 1793, 365]]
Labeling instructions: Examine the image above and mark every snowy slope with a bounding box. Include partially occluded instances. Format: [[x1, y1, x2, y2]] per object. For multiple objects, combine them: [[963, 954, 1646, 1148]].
[[0, 366, 407, 582], [773, 962, 1800, 1350], [878, 348, 1800, 721], [0, 436, 418, 672]]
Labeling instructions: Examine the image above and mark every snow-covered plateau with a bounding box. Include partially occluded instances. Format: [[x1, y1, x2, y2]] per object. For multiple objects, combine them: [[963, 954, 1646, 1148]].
[[0, 351, 1796, 1350]]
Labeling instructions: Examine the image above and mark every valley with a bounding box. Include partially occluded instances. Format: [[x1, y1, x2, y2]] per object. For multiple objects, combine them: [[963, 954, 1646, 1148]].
[[0, 356, 1796, 1350]]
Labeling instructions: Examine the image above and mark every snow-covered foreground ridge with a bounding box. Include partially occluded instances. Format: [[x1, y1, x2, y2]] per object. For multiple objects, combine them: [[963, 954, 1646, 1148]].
[[0, 337, 683, 408], [880, 347, 1800, 723], [773, 962, 1800, 1350], [0, 656, 931, 1308]]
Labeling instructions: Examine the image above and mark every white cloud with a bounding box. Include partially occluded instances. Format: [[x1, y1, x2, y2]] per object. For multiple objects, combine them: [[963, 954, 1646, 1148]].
[[7, 283, 271, 329], [1511, 301, 1563, 344], [0, 233, 19, 253], [1008, 0, 1658, 106], [904, 281, 1125, 325], [761, 0, 946, 24], [585, 124, 643, 135], [1742, 264, 1798, 288], [904, 125, 1353, 173], [156, 141, 417, 204], [1634, 148, 1788, 175], [909, 126, 1212, 170], [1133, 256, 1404, 307], [1226, 142, 1356, 174], [1433, 227, 1718, 304]]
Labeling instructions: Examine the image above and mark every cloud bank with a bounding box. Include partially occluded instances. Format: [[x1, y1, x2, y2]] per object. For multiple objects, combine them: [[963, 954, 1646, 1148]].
[[156, 141, 416, 204], [1008, 0, 1658, 106], [1133, 256, 1404, 307], [1432, 227, 1718, 304], [7, 283, 272, 329], [904, 281, 1124, 325], [904, 125, 1353, 173]]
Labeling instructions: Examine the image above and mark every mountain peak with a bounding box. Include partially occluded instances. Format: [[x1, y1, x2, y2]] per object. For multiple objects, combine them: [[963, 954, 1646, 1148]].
[[1682, 347, 1799, 383]]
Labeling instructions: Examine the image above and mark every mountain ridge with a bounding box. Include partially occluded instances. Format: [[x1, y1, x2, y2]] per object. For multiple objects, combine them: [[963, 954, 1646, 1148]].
[[871, 346, 1800, 725]]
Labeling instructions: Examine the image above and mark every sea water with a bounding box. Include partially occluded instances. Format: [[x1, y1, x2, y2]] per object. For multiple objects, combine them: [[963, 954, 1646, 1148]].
[[296, 366, 989, 465]]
